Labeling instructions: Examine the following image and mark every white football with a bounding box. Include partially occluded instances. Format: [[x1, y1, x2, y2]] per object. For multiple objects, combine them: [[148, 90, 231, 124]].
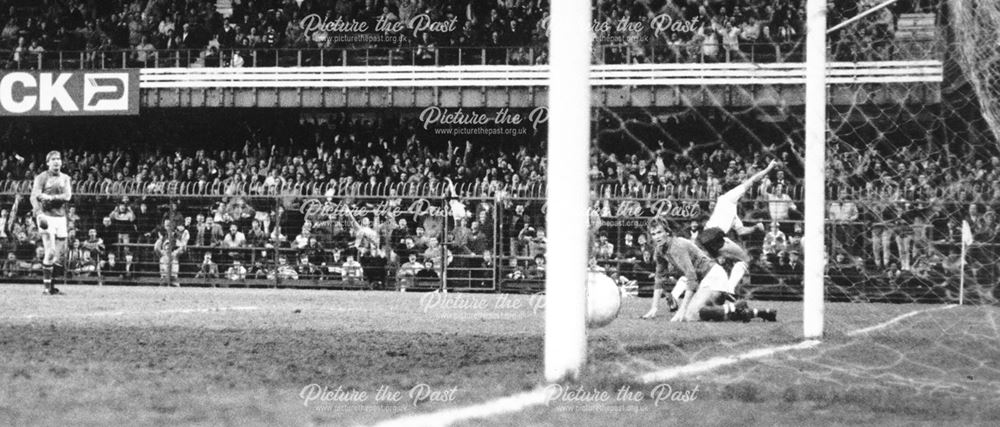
[[586, 272, 622, 328]]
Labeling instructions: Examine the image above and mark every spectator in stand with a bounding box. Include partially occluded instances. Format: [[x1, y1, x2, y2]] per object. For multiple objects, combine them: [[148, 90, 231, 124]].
[[154, 219, 185, 287], [275, 255, 298, 280], [3, 251, 18, 277], [292, 225, 312, 250], [412, 225, 430, 251], [324, 249, 344, 280], [349, 215, 380, 253], [450, 217, 472, 250], [422, 236, 452, 275], [415, 260, 440, 279], [98, 216, 117, 250], [396, 252, 423, 282], [762, 221, 787, 256], [194, 214, 209, 246], [28, 246, 45, 275], [516, 225, 537, 258], [227, 197, 256, 230], [593, 232, 614, 260], [527, 228, 546, 259], [82, 228, 105, 265], [828, 188, 860, 253], [134, 203, 156, 242], [108, 201, 135, 244], [249, 250, 272, 279], [246, 219, 268, 248], [525, 254, 546, 280], [227, 260, 247, 282], [0, 208, 10, 240], [295, 253, 319, 279], [508, 203, 529, 256], [223, 224, 247, 262], [390, 217, 412, 253], [766, 183, 796, 222], [68, 238, 96, 276], [67, 206, 80, 239], [269, 224, 288, 248], [343, 252, 364, 283], [133, 34, 157, 66], [303, 236, 325, 264], [195, 252, 220, 280], [617, 232, 642, 262]]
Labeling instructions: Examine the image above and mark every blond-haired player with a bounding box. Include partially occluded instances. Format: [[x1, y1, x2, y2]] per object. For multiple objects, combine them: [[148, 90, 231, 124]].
[[31, 151, 72, 295]]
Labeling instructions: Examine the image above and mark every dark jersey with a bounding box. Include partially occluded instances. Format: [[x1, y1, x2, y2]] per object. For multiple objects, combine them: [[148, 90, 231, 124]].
[[31, 171, 71, 217], [654, 237, 716, 290]]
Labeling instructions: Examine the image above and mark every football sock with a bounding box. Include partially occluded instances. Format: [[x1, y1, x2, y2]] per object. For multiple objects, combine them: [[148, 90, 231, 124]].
[[698, 306, 726, 321], [42, 264, 53, 290]]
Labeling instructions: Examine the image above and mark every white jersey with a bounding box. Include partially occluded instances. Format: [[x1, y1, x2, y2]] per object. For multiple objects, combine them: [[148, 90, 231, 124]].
[[704, 184, 745, 233]]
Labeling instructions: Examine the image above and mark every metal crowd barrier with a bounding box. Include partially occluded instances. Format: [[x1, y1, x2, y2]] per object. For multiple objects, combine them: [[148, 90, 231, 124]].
[[0, 184, 993, 303]]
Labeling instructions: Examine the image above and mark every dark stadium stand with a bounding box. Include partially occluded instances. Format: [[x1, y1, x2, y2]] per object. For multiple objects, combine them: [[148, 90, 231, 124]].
[[0, 0, 941, 69]]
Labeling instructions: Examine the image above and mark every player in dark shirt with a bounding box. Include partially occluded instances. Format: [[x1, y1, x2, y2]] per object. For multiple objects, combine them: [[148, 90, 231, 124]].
[[30, 151, 72, 295], [642, 217, 776, 322]]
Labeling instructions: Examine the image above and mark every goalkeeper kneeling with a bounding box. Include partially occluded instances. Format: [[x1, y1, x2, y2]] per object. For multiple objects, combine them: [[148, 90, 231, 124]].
[[640, 222, 774, 322]]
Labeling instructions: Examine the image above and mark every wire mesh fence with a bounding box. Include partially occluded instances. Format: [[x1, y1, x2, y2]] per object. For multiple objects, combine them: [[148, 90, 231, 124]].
[[0, 181, 991, 303]]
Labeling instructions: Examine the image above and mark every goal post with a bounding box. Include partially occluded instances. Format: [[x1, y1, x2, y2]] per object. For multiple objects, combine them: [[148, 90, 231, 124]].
[[544, 0, 591, 382], [803, 0, 827, 339]]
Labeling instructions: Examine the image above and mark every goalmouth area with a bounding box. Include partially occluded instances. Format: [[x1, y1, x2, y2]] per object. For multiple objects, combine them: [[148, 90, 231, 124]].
[[1, 285, 996, 426]]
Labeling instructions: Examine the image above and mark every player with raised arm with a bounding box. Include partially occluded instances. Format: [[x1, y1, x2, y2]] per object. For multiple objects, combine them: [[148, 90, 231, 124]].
[[642, 159, 779, 319], [31, 151, 72, 295]]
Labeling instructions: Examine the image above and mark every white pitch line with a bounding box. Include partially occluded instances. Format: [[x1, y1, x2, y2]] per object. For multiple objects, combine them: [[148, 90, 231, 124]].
[[368, 303, 959, 427], [847, 304, 957, 337], [6, 306, 261, 320], [368, 388, 550, 427], [370, 339, 822, 427], [638, 340, 822, 383]]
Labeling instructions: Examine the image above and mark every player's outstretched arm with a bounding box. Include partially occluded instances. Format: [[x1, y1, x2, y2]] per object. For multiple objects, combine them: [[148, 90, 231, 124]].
[[641, 288, 662, 319], [642, 256, 672, 319], [726, 159, 778, 201], [746, 159, 779, 186]]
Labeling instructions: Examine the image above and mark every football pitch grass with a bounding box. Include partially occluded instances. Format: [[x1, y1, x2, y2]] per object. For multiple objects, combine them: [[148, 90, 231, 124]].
[[1, 285, 998, 426]]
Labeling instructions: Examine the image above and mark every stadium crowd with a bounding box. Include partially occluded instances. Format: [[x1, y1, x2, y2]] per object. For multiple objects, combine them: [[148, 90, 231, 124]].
[[0, 109, 996, 296], [0, 0, 934, 68]]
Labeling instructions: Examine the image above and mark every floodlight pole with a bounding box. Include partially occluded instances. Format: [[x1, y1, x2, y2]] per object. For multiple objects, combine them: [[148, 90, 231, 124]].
[[804, 0, 827, 339], [544, 0, 591, 382]]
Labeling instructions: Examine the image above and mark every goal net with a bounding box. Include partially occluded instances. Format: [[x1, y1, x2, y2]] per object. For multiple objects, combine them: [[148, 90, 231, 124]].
[[587, 0, 998, 309], [950, 0, 1000, 149], [581, 0, 1000, 406]]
